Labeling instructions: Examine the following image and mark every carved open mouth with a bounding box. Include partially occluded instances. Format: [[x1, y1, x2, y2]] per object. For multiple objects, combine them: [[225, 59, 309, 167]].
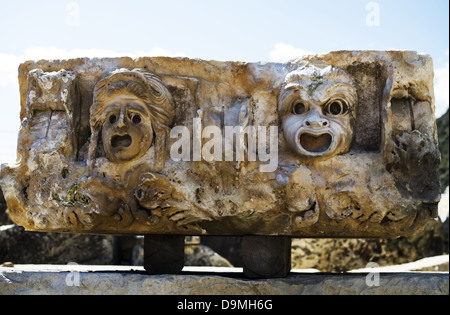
[[111, 134, 132, 148], [299, 132, 332, 153]]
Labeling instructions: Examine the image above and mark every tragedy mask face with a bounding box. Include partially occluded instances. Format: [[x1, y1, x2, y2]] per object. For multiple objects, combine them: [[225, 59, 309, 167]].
[[279, 66, 356, 159], [101, 94, 153, 163]]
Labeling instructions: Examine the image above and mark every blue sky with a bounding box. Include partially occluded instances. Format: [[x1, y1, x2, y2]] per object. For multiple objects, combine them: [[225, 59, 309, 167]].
[[0, 0, 449, 163]]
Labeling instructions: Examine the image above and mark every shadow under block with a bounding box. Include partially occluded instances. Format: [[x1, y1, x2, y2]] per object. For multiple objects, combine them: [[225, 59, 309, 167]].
[[242, 236, 291, 278], [144, 235, 185, 275]]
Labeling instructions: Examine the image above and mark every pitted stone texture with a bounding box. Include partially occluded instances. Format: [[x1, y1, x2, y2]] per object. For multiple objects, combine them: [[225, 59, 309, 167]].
[[0, 266, 448, 295], [0, 51, 441, 237]]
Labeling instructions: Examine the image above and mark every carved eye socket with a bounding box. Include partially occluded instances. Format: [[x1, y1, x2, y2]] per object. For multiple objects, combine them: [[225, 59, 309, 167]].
[[293, 102, 307, 115], [109, 114, 117, 124], [325, 100, 348, 116], [131, 113, 141, 125]]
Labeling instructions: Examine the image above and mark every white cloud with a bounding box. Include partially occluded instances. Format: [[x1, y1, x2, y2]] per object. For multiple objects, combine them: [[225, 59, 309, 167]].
[[0, 53, 23, 87], [268, 43, 313, 62], [0, 45, 187, 87]]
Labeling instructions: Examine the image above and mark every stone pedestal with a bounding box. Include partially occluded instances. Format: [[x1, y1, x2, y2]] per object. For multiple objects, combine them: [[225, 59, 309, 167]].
[[0, 265, 448, 295]]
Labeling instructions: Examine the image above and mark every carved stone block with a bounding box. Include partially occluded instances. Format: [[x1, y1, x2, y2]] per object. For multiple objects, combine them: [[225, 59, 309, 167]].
[[0, 51, 441, 238]]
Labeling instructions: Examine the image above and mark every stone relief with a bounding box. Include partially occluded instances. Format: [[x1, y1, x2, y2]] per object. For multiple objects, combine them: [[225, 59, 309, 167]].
[[0, 51, 441, 238], [80, 69, 190, 230], [88, 69, 174, 168], [279, 65, 356, 159]]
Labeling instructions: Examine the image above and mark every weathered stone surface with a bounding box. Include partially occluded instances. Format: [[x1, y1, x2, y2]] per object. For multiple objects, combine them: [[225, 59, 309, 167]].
[[289, 187, 449, 271], [0, 51, 441, 237], [0, 265, 448, 295]]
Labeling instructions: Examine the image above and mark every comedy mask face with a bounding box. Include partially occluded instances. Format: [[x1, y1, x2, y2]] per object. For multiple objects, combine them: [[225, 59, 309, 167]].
[[101, 94, 153, 163], [279, 66, 357, 160]]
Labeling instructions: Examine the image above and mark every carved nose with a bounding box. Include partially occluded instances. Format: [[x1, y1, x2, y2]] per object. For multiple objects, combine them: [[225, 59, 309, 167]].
[[116, 110, 127, 129], [305, 115, 329, 129]]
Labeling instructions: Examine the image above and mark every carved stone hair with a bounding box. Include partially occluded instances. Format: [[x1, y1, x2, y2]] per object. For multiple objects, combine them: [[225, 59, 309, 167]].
[[88, 68, 175, 169]]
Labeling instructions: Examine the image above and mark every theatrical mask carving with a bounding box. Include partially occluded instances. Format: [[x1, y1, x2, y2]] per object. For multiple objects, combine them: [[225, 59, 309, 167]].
[[73, 69, 179, 228], [0, 52, 440, 239], [88, 69, 174, 168], [279, 66, 357, 159], [101, 95, 153, 163]]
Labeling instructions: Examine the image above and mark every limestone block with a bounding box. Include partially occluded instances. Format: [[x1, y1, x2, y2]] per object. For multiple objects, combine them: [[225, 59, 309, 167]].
[[0, 265, 448, 295], [0, 51, 441, 237]]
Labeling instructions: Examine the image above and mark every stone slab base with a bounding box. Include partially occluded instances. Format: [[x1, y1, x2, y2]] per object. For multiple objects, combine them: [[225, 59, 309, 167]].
[[0, 265, 448, 295]]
